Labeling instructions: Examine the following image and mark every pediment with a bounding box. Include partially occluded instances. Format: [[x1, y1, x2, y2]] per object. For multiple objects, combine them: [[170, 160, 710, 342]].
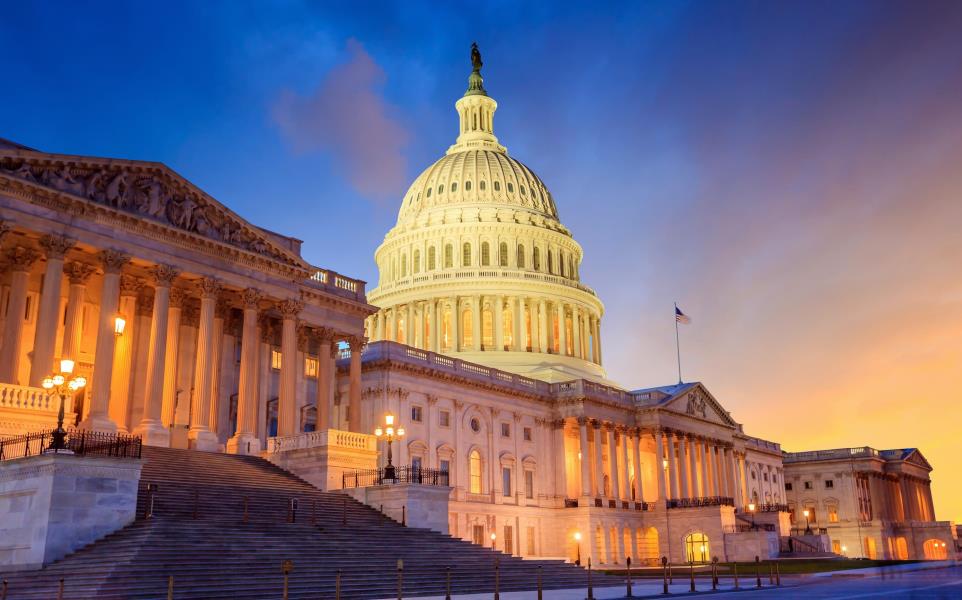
[[903, 449, 932, 470], [665, 383, 738, 427], [0, 153, 306, 268]]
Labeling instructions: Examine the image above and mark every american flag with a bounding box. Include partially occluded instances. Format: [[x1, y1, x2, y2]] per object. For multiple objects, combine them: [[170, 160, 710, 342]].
[[675, 306, 691, 325]]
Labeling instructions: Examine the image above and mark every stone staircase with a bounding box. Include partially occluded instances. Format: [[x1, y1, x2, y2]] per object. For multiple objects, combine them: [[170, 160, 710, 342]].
[[0, 447, 606, 599]]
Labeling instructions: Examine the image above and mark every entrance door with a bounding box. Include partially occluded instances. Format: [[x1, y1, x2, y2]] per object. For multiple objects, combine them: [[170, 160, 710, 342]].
[[503, 526, 513, 555], [473, 525, 485, 546]]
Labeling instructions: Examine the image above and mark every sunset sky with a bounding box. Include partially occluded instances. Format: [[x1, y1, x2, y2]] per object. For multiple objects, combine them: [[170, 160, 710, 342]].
[[3, 1, 960, 521]]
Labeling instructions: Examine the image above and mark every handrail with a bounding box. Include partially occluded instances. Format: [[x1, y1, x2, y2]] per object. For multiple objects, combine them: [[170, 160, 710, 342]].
[[0, 428, 142, 461]]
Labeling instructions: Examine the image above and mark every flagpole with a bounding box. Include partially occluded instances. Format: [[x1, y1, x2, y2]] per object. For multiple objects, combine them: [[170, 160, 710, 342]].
[[674, 302, 682, 384]]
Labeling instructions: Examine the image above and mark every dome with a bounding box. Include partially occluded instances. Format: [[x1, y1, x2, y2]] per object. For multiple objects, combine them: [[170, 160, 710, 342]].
[[365, 45, 609, 385]]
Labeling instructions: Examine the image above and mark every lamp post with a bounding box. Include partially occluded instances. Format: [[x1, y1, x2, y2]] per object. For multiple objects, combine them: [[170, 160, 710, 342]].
[[41, 359, 87, 452], [803, 509, 812, 535], [748, 502, 757, 531], [574, 531, 582, 566], [490, 531, 497, 550], [374, 414, 405, 481], [663, 458, 672, 567]]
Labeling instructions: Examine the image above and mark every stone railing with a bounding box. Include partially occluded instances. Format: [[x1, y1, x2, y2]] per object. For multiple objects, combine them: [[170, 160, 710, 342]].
[[745, 435, 782, 453], [0, 383, 63, 413], [369, 267, 598, 300], [265, 428, 376, 453], [667, 496, 735, 510], [783, 446, 878, 463], [305, 268, 366, 301]]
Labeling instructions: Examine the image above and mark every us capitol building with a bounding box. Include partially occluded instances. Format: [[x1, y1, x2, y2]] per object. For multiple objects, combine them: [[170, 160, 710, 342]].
[[0, 46, 955, 566]]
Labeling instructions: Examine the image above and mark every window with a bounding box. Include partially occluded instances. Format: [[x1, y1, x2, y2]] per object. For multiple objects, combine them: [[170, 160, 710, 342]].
[[271, 348, 282, 370], [411, 406, 423, 422], [507, 182, 514, 193], [428, 247, 436, 270], [304, 356, 318, 377], [462, 242, 471, 266], [481, 242, 490, 266], [413, 249, 420, 274], [479, 180, 486, 191], [523, 427, 532, 441], [426, 187, 432, 198], [785, 482, 793, 491], [533, 247, 540, 270], [470, 417, 481, 432], [520, 185, 526, 196], [763, 473, 769, 482], [465, 180, 472, 191], [524, 470, 534, 499], [501, 422, 511, 438], [502, 467, 512, 496], [684, 532, 711, 564], [412, 456, 422, 470], [772, 474, 778, 483], [499, 242, 508, 267], [751, 470, 757, 480], [503, 525, 513, 555], [469, 450, 482, 493], [804, 481, 813, 490], [825, 479, 834, 489], [451, 182, 457, 193], [401, 255, 407, 277], [494, 181, 501, 191], [439, 410, 451, 427], [439, 459, 450, 474], [517, 245, 525, 268], [444, 244, 453, 268], [547, 251, 554, 274], [828, 505, 839, 523], [526, 526, 536, 555], [438, 184, 444, 194]]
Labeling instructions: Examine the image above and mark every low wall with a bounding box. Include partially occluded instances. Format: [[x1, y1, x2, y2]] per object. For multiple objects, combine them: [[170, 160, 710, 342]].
[[343, 483, 451, 534], [0, 453, 142, 571], [263, 429, 377, 491], [723, 530, 780, 562]]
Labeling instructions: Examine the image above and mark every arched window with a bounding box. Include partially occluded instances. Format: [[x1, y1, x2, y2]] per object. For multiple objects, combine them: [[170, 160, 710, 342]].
[[499, 242, 508, 267], [685, 533, 711, 564], [462, 242, 472, 267], [469, 450, 482, 494], [533, 247, 541, 271], [547, 251, 554, 274], [480, 180, 486, 191], [462, 309, 473, 348], [507, 182, 514, 193], [401, 254, 408, 277], [413, 249, 421, 274], [426, 187, 432, 198], [559, 252, 566, 277], [438, 184, 444, 194], [465, 180, 472, 191], [482, 309, 494, 349], [517, 245, 525, 268], [428, 247, 436, 271], [494, 181, 501, 192], [451, 182, 458, 193], [923, 539, 948, 560], [520, 185, 526, 196], [481, 242, 490, 266]]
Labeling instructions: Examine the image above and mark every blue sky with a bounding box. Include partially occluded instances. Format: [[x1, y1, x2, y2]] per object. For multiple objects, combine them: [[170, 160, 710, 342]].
[[4, 1, 962, 517]]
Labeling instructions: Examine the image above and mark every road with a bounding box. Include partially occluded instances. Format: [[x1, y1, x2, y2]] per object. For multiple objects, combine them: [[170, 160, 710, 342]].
[[706, 564, 962, 599]]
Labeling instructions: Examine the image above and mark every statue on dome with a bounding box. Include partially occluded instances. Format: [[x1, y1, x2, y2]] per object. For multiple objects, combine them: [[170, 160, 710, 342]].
[[471, 42, 483, 72]]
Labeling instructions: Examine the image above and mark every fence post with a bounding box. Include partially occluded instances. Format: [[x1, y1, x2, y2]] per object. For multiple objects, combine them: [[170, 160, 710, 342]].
[[775, 561, 781, 586], [712, 556, 718, 590], [661, 556, 668, 595], [145, 483, 157, 519], [342, 496, 347, 526], [586, 557, 593, 600], [733, 561, 739, 589], [689, 561, 695, 592], [402, 505, 406, 526], [282, 560, 293, 600], [494, 556, 500, 600], [625, 556, 632, 597], [2, 579, 7, 600], [397, 559, 404, 600], [537, 565, 543, 600], [768, 562, 774, 584], [755, 556, 761, 588], [336, 570, 342, 600], [57, 578, 64, 600], [446, 566, 452, 600], [167, 575, 174, 600]]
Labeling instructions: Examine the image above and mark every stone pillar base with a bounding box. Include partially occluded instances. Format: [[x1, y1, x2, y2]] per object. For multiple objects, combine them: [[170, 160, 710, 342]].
[[133, 420, 170, 447], [226, 433, 261, 455], [187, 428, 219, 452], [78, 413, 118, 433]]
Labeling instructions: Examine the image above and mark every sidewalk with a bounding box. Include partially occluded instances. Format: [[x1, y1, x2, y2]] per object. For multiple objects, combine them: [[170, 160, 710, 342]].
[[376, 579, 784, 599], [810, 558, 960, 579]]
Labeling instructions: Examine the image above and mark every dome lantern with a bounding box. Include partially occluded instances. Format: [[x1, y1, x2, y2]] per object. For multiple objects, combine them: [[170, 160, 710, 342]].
[[449, 43, 505, 155]]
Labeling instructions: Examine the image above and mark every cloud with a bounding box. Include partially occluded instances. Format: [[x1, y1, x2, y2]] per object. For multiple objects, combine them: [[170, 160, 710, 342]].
[[272, 39, 409, 199]]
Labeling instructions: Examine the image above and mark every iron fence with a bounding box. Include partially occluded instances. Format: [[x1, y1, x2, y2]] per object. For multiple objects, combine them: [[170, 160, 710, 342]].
[[0, 428, 142, 461], [341, 466, 449, 488], [667, 496, 735, 509]]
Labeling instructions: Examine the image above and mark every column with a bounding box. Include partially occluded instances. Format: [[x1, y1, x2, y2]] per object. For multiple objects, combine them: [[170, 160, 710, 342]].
[[654, 430, 667, 504], [61, 261, 96, 361], [375, 310, 385, 341], [347, 334, 365, 432], [619, 427, 631, 501], [554, 419, 569, 499], [631, 429, 643, 502], [450, 298, 460, 351], [678, 435, 690, 498], [608, 425, 621, 500], [0, 246, 40, 383], [133, 265, 179, 446], [557, 303, 567, 356], [571, 306, 582, 359], [82, 250, 130, 432], [729, 449, 741, 506], [513, 296, 524, 351], [228, 288, 262, 453], [208, 300, 228, 436], [696, 439, 708, 497], [590, 316, 600, 363], [30, 235, 73, 386], [578, 417, 591, 497], [387, 308, 396, 342], [688, 435, 700, 497], [471, 295, 481, 351], [592, 420, 605, 497], [108, 275, 143, 432], [416, 302, 425, 349], [160, 288, 185, 427], [537, 299, 548, 353], [313, 327, 334, 431], [275, 298, 302, 437], [406, 303, 414, 346], [667, 433, 680, 500], [187, 278, 221, 450], [493, 295, 504, 350]]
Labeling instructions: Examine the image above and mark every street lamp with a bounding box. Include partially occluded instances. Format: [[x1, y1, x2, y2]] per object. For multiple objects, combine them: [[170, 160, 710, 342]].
[[574, 531, 582, 566], [490, 531, 497, 550], [748, 502, 757, 531], [663, 457, 672, 567], [41, 358, 87, 452], [374, 413, 405, 480], [803, 508, 813, 535], [113, 315, 126, 336]]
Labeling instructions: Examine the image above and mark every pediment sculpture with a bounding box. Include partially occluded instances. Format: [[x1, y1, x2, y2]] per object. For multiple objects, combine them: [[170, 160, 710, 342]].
[[0, 158, 299, 266], [685, 390, 708, 419]]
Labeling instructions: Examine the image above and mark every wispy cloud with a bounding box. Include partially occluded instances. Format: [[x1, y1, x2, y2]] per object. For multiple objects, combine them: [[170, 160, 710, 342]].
[[272, 38, 409, 200]]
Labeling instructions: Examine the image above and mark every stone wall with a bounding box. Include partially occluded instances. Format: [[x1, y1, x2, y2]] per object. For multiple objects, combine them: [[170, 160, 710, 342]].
[[0, 453, 142, 570], [343, 483, 451, 534], [723, 530, 780, 562]]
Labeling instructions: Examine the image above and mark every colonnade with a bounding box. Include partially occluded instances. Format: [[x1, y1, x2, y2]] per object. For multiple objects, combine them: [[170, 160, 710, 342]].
[[865, 472, 935, 523], [370, 296, 602, 365], [743, 459, 784, 506], [0, 231, 367, 452]]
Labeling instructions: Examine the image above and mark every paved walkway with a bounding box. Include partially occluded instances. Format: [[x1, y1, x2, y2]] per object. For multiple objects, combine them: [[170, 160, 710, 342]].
[[376, 579, 782, 599]]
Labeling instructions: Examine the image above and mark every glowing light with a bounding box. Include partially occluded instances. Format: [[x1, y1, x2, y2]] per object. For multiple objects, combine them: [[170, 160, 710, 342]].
[[59, 359, 75, 375], [114, 315, 126, 336]]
